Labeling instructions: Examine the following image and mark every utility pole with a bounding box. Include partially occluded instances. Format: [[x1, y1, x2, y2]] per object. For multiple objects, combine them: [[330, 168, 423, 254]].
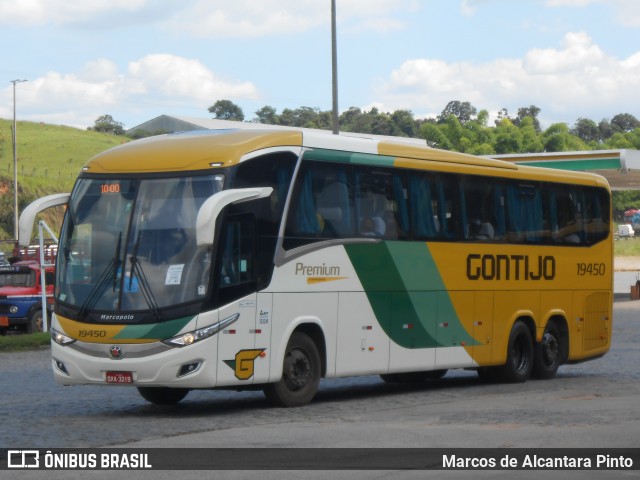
[[11, 79, 28, 242], [331, 0, 339, 134]]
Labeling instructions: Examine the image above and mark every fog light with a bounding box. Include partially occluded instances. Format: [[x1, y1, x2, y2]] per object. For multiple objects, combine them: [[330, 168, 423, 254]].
[[9, 306, 18, 314], [54, 359, 69, 375], [178, 362, 201, 377]]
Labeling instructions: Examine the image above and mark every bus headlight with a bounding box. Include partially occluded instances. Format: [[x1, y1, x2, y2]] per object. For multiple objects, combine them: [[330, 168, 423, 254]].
[[9, 306, 18, 314], [164, 313, 240, 348], [51, 328, 76, 346]]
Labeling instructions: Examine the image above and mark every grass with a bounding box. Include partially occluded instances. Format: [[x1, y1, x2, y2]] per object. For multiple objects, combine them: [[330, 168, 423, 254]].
[[0, 118, 127, 244], [614, 237, 640, 257], [0, 332, 50, 351]]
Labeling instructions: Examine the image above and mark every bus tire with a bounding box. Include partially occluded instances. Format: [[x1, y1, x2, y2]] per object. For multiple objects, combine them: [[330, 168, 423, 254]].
[[263, 332, 321, 407], [27, 309, 44, 334], [137, 387, 189, 405], [532, 323, 562, 380], [494, 320, 534, 383]]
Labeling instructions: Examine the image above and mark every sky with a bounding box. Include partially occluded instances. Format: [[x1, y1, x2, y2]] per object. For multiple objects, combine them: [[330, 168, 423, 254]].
[[1, 0, 640, 132]]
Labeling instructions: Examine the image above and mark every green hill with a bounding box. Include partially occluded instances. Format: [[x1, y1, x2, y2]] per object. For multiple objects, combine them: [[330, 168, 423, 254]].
[[0, 119, 127, 249]]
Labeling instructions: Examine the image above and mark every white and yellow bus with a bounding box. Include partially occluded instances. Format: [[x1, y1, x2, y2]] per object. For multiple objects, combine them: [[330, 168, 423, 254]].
[[25, 129, 612, 406]]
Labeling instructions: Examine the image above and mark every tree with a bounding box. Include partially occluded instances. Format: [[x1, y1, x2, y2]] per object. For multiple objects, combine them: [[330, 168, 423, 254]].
[[513, 105, 541, 133], [208, 100, 245, 121], [89, 114, 125, 135], [254, 106, 278, 124], [543, 123, 574, 152], [598, 119, 615, 141], [519, 117, 544, 153], [494, 108, 511, 126], [391, 110, 417, 137], [437, 101, 477, 124], [493, 119, 523, 154], [339, 107, 364, 130], [605, 132, 634, 149], [420, 123, 454, 150], [571, 117, 599, 143], [611, 113, 640, 133]]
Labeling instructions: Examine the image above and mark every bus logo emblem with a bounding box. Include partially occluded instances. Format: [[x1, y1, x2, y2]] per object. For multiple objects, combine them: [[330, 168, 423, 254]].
[[109, 345, 123, 359], [224, 349, 265, 380]]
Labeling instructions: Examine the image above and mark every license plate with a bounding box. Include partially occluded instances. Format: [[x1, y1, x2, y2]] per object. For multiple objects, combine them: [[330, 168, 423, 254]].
[[0, 316, 8, 327], [106, 371, 133, 384]]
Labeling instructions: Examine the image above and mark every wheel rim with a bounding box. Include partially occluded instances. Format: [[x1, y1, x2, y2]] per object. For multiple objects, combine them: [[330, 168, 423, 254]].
[[283, 349, 312, 391], [541, 332, 559, 367]]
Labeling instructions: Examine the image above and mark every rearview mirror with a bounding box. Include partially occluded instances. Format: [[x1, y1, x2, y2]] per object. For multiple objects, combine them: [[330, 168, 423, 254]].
[[196, 187, 273, 247], [18, 193, 71, 247]]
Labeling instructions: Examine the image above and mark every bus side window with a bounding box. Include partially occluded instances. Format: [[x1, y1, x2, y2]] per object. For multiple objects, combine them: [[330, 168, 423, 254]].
[[316, 178, 352, 236], [551, 186, 582, 244], [434, 175, 460, 239], [284, 161, 354, 244], [462, 177, 500, 241], [354, 168, 408, 239], [408, 173, 438, 239], [583, 188, 610, 244], [505, 183, 544, 243]]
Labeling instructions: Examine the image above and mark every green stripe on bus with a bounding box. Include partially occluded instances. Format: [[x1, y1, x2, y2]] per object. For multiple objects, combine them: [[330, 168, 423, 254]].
[[303, 149, 396, 167], [345, 242, 477, 349], [114, 316, 194, 340], [517, 158, 621, 171]]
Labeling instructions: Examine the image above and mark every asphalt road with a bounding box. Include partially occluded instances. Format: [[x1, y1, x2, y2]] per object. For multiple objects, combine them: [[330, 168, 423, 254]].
[[2, 295, 639, 480]]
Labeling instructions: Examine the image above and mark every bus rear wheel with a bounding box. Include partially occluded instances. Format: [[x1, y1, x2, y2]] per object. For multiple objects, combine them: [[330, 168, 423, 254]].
[[263, 332, 321, 407], [137, 387, 189, 405], [532, 323, 563, 379]]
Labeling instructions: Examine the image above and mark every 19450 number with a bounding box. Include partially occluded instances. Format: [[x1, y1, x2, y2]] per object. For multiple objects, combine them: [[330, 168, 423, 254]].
[[577, 262, 606, 276], [78, 330, 107, 338]]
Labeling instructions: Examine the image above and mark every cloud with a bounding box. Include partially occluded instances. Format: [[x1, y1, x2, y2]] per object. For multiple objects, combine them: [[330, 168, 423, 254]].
[[0, 0, 152, 27], [374, 31, 640, 125], [0, 0, 417, 34], [460, 0, 494, 16], [461, 0, 640, 26], [166, 0, 418, 37], [128, 54, 259, 102], [545, 0, 640, 27], [0, 55, 259, 128]]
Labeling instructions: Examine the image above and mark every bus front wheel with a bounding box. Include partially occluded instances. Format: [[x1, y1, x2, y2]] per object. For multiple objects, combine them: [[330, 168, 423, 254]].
[[137, 387, 189, 405], [263, 332, 321, 407]]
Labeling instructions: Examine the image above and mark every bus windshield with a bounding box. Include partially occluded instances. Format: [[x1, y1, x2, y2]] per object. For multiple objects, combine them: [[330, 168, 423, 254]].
[[57, 174, 224, 319]]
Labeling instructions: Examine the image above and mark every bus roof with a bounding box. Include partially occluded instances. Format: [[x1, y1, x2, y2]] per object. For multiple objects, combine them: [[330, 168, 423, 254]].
[[82, 128, 607, 187]]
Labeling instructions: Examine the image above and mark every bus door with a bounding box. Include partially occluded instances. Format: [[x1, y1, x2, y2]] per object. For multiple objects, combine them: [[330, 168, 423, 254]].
[[215, 215, 268, 386]]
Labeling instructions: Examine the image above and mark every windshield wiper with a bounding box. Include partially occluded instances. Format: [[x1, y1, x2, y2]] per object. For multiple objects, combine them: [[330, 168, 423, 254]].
[[128, 232, 162, 320], [78, 232, 122, 319]]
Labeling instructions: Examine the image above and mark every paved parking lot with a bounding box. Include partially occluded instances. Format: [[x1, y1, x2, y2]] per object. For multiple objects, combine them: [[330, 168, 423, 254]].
[[2, 272, 639, 480]]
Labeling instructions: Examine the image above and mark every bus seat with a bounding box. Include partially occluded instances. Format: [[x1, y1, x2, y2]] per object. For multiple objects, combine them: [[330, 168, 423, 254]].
[[317, 182, 351, 235]]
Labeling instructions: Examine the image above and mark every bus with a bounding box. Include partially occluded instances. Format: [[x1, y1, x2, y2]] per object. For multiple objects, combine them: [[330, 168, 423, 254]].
[[22, 128, 612, 407]]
